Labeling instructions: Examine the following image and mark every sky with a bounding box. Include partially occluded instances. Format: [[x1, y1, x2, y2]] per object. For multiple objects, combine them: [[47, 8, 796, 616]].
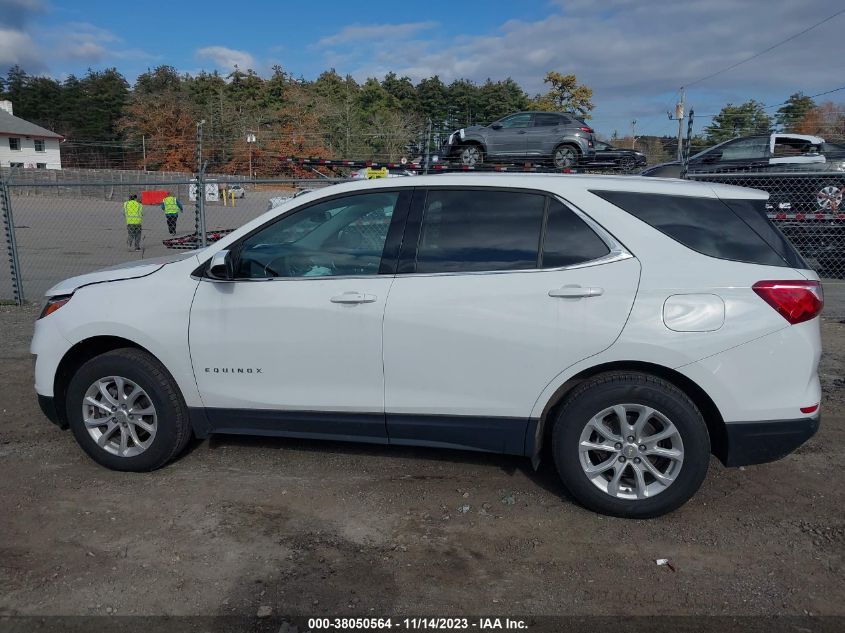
[[1, 0, 844, 138]]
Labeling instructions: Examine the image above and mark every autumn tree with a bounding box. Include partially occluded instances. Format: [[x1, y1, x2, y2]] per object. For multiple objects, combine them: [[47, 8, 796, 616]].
[[794, 102, 845, 141], [531, 72, 594, 119]]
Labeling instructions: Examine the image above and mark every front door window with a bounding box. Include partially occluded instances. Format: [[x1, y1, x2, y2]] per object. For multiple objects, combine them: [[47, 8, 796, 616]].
[[236, 192, 400, 278]]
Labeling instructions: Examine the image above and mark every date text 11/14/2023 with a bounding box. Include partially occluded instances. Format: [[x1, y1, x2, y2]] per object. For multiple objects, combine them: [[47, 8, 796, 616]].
[[307, 618, 529, 630]]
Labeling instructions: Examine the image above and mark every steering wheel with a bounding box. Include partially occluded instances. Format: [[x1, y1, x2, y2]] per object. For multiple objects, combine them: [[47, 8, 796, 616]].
[[262, 255, 289, 278], [262, 253, 325, 278]]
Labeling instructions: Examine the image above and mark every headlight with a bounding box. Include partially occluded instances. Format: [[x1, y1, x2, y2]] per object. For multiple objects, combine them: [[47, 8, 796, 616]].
[[39, 295, 72, 319]]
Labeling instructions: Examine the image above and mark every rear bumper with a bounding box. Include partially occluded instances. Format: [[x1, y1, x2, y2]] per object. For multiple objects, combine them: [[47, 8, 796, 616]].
[[38, 393, 67, 429], [723, 416, 819, 466]]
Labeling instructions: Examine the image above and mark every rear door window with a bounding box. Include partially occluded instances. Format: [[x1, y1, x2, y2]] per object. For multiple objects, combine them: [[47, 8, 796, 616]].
[[542, 200, 610, 267], [533, 114, 564, 127], [591, 190, 803, 268], [415, 190, 545, 273]]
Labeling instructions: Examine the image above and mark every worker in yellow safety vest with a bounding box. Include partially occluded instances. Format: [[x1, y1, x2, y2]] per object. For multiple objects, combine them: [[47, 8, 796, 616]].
[[160, 193, 183, 235], [123, 194, 144, 251]]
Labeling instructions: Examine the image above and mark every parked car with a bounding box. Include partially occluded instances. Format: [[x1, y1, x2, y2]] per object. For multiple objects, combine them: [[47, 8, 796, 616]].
[[267, 188, 317, 211], [33, 174, 822, 518], [643, 133, 845, 211], [586, 141, 647, 171], [226, 184, 246, 199], [441, 111, 596, 168]]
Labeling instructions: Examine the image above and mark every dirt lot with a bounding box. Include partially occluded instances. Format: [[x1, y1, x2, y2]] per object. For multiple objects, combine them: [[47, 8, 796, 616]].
[[0, 189, 306, 300], [0, 299, 844, 624]]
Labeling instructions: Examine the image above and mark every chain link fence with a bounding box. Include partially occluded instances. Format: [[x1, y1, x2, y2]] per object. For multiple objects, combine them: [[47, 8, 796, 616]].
[[0, 169, 342, 302], [1, 157, 844, 312]]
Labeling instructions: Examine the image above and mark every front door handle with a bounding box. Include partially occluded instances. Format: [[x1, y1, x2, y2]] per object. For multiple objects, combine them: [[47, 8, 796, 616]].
[[549, 286, 604, 298], [330, 291, 377, 304]]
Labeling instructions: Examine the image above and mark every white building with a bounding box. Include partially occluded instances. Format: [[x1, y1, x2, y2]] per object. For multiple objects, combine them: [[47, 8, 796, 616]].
[[0, 100, 63, 170]]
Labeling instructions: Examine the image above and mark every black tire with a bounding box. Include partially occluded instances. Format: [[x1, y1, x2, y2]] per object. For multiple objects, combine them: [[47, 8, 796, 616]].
[[618, 155, 636, 173], [552, 372, 710, 518], [66, 348, 192, 472]]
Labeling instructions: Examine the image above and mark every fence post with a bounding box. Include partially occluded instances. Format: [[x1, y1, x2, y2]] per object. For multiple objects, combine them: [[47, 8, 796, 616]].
[[680, 109, 695, 180], [195, 121, 207, 248], [0, 176, 25, 305]]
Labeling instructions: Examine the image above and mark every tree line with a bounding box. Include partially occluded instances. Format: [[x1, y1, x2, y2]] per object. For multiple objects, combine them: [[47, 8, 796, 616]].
[[1, 64, 841, 173], [0, 65, 593, 173], [697, 93, 844, 148]]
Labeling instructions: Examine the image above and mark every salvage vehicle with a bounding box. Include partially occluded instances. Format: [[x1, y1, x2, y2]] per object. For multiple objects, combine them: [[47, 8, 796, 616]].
[[586, 140, 647, 171], [33, 175, 822, 518], [643, 133, 845, 211], [441, 111, 596, 168]]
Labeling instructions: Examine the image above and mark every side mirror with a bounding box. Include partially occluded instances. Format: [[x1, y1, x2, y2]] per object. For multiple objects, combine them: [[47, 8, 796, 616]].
[[491, 122, 503, 130], [207, 249, 233, 280]]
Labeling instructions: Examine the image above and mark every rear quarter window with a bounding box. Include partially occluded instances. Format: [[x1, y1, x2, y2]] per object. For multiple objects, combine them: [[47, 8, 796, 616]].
[[591, 190, 803, 268]]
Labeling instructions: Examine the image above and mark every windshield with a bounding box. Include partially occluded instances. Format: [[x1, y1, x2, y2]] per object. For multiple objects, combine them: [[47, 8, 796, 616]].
[[688, 138, 733, 161]]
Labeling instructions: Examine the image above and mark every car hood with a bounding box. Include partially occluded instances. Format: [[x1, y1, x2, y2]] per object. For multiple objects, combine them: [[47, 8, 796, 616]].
[[44, 251, 199, 297]]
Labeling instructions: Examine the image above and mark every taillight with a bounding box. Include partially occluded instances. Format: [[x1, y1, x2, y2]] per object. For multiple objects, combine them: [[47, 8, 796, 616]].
[[752, 280, 823, 324], [39, 295, 71, 319], [580, 126, 594, 134]]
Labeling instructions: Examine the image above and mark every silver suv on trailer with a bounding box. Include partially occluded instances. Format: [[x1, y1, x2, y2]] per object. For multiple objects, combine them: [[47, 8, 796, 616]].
[[442, 111, 596, 168]]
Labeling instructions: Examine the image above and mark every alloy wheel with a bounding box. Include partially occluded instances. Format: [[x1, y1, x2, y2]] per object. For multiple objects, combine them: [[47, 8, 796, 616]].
[[460, 146, 481, 166], [554, 147, 577, 168], [816, 185, 843, 211], [82, 376, 158, 457], [578, 403, 684, 500]]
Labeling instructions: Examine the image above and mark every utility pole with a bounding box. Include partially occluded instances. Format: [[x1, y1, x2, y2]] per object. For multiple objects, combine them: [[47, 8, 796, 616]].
[[676, 88, 685, 162], [668, 88, 686, 162], [631, 120, 637, 149], [141, 135, 146, 172]]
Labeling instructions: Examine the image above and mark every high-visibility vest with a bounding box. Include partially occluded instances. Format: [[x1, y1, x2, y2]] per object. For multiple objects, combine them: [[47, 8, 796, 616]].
[[163, 195, 180, 215], [124, 200, 143, 225]]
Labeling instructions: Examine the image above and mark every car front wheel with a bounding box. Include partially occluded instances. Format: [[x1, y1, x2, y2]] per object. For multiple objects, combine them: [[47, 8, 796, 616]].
[[552, 372, 710, 518], [66, 348, 192, 471], [553, 145, 579, 169], [459, 144, 483, 166], [816, 183, 843, 211]]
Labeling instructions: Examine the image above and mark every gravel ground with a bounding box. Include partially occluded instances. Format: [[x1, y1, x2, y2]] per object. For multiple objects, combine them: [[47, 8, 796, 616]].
[[0, 189, 297, 300], [0, 305, 844, 621]]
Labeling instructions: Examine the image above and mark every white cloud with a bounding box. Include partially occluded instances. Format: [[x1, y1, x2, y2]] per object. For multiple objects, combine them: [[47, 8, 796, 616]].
[[317, 21, 437, 47], [55, 22, 143, 63], [331, 0, 844, 134], [0, 27, 44, 69], [196, 46, 256, 70]]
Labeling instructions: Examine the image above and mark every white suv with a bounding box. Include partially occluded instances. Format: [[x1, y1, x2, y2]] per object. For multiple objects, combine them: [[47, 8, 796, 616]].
[[31, 174, 823, 518]]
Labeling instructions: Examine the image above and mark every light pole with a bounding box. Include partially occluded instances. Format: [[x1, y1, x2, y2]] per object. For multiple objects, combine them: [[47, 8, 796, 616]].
[[246, 131, 257, 181]]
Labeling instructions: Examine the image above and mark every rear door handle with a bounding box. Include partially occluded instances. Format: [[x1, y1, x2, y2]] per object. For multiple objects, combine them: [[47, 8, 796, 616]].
[[549, 286, 604, 298], [330, 291, 377, 304]]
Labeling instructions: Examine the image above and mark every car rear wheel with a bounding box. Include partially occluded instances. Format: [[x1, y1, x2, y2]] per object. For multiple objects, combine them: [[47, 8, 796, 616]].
[[66, 348, 192, 471], [552, 372, 710, 518], [553, 145, 579, 169], [459, 144, 483, 166], [619, 155, 636, 172]]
